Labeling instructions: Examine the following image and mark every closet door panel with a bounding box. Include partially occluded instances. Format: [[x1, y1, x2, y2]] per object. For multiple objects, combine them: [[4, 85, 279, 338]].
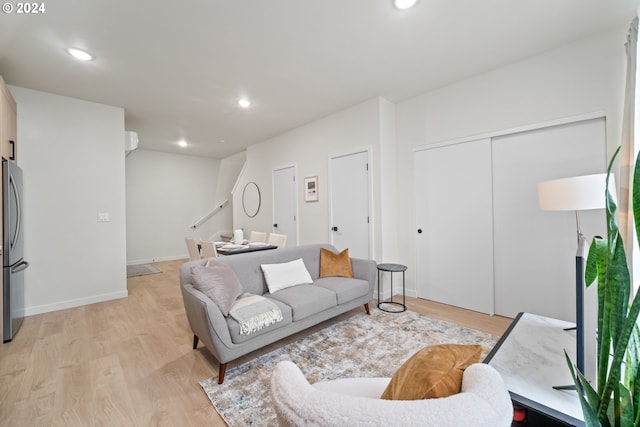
[[414, 139, 494, 314], [492, 118, 606, 320]]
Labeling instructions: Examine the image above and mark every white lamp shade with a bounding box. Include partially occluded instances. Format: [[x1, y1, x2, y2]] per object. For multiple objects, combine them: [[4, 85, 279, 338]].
[[537, 173, 615, 211]]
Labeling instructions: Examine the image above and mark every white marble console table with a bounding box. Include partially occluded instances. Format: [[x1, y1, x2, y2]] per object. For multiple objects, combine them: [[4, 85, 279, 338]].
[[484, 312, 585, 426]]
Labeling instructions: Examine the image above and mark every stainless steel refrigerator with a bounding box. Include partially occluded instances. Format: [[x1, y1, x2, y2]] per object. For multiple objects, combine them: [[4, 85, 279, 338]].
[[3, 159, 28, 342]]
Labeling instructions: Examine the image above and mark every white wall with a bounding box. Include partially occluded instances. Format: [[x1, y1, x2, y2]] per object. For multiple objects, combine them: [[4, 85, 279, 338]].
[[395, 27, 628, 297], [233, 97, 392, 259], [9, 85, 128, 316], [125, 149, 222, 264], [378, 98, 399, 263]]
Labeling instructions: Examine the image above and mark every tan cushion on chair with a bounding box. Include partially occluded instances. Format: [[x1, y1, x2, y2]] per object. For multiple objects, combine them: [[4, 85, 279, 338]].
[[319, 248, 354, 278], [380, 344, 482, 400]]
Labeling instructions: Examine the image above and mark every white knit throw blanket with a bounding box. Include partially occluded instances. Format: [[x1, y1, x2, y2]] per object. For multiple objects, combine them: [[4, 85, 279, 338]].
[[229, 294, 283, 335]]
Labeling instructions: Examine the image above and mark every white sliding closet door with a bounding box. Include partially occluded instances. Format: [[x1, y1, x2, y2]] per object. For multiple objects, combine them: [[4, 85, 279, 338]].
[[414, 139, 495, 314], [492, 118, 606, 320]]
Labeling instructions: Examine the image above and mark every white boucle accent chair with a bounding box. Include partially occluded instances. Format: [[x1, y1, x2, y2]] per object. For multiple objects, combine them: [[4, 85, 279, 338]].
[[271, 360, 513, 427]]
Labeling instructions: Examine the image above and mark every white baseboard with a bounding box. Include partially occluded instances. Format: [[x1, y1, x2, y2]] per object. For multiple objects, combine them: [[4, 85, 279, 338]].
[[22, 290, 129, 317], [127, 254, 187, 266]]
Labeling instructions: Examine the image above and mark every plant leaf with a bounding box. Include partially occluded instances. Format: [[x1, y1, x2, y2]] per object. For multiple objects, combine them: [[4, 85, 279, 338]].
[[578, 367, 602, 411], [632, 147, 640, 247], [566, 351, 603, 427], [607, 235, 630, 352], [625, 324, 640, 396], [586, 238, 599, 286], [591, 237, 612, 395], [598, 288, 640, 421], [629, 324, 640, 427], [619, 383, 634, 427], [606, 147, 620, 249]]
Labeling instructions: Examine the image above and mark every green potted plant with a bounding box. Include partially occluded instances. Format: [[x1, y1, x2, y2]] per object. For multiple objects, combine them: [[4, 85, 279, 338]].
[[568, 146, 640, 426]]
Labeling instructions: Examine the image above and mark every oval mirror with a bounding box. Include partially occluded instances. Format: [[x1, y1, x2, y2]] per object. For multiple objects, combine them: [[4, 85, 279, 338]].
[[242, 182, 261, 218]]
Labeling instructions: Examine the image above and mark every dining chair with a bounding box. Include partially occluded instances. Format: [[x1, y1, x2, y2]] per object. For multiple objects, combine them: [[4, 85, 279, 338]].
[[267, 232, 287, 248], [184, 237, 201, 261], [200, 240, 218, 258], [249, 231, 267, 243]]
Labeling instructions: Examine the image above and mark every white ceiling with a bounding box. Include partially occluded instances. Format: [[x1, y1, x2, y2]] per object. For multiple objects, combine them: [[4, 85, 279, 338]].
[[0, 0, 638, 159]]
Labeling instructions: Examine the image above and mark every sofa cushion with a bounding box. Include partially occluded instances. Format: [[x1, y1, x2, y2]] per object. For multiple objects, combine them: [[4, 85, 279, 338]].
[[268, 285, 337, 321], [261, 258, 314, 293], [320, 248, 354, 278], [380, 344, 482, 400], [190, 262, 243, 316], [313, 277, 369, 305], [226, 298, 293, 344]]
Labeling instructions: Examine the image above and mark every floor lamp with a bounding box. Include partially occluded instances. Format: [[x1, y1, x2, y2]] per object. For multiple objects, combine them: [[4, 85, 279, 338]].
[[537, 173, 612, 384]]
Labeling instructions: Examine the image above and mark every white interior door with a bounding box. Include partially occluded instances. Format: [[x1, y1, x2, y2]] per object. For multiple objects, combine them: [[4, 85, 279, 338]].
[[272, 165, 297, 246], [414, 139, 495, 314], [329, 150, 370, 259]]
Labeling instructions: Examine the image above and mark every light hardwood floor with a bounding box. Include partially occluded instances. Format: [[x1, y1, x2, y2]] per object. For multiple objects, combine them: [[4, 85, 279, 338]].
[[0, 259, 512, 426]]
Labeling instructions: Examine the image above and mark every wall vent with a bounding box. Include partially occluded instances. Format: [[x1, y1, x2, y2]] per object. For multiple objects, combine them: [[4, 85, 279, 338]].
[[125, 131, 139, 156]]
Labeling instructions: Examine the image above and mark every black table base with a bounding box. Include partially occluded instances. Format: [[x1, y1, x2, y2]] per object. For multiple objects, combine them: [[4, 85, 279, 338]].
[[377, 263, 407, 313]]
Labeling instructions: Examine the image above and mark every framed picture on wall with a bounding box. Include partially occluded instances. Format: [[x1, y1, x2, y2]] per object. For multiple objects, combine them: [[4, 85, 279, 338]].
[[304, 176, 319, 202]]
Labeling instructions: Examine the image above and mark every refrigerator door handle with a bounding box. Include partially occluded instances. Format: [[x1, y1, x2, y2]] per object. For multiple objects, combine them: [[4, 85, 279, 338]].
[[11, 260, 29, 274], [9, 174, 21, 251]]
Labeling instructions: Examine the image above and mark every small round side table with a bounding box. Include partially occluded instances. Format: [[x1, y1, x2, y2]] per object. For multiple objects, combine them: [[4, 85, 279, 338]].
[[377, 263, 407, 313]]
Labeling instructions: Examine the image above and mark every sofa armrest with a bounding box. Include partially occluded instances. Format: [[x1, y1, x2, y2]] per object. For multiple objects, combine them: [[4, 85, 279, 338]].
[[181, 284, 235, 358], [461, 364, 513, 426], [350, 257, 377, 294]]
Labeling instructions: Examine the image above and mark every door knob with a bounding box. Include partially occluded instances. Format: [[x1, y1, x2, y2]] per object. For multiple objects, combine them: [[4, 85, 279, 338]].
[[417, 229, 423, 234]]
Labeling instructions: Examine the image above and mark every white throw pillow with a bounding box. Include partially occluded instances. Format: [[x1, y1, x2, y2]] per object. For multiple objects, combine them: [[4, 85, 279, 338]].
[[261, 258, 313, 293]]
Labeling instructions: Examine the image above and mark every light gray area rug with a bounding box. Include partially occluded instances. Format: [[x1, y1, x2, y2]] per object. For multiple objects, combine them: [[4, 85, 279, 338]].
[[126, 264, 161, 278], [200, 308, 498, 426]]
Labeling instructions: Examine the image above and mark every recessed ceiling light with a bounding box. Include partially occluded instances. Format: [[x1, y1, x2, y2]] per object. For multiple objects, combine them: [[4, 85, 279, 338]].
[[177, 139, 188, 148], [237, 99, 252, 108], [393, 0, 418, 10], [65, 47, 95, 61]]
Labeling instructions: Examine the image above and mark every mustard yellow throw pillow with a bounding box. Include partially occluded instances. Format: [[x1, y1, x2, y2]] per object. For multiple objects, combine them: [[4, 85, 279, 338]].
[[380, 344, 482, 400], [319, 248, 354, 278]]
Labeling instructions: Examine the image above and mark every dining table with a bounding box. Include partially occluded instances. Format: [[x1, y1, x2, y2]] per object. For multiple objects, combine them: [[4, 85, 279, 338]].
[[215, 241, 278, 256]]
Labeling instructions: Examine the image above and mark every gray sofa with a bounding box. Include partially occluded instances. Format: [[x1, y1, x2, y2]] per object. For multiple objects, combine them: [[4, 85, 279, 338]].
[[179, 243, 377, 383]]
